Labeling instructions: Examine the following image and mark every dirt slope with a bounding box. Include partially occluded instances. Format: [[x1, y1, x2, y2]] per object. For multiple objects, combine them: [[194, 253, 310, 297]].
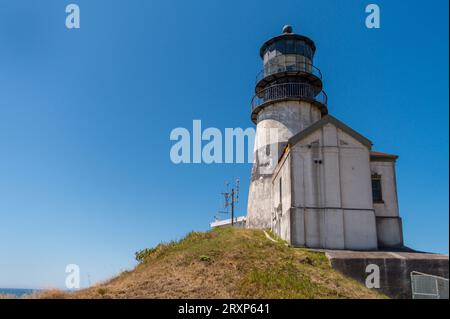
[[37, 227, 384, 299]]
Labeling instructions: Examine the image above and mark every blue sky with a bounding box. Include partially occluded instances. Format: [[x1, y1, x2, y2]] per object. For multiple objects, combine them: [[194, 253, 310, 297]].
[[0, 0, 448, 289]]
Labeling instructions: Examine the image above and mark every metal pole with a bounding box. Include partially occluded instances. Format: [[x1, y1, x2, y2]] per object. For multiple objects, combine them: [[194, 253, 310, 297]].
[[231, 188, 235, 226]]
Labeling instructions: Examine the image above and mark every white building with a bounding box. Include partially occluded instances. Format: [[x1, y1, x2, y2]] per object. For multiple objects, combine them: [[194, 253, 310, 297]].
[[247, 26, 404, 250]]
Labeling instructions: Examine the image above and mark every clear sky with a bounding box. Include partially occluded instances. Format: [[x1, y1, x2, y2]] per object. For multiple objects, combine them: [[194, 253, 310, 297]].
[[0, 0, 448, 289]]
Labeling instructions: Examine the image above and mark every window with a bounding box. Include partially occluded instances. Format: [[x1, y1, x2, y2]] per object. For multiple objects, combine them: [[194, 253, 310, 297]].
[[372, 174, 383, 203], [295, 41, 304, 55], [286, 40, 295, 54], [275, 41, 285, 54]]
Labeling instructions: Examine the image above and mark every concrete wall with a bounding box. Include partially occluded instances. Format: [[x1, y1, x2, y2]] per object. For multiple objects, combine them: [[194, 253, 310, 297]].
[[247, 177, 273, 229], [287, 123, 378, 250], [271, 155, 292, 242], [247, 101, 321, 229], [338, 132, 373, 210], [370, 160, 403, 248], [257, 101, 321, 140], [376, 217, 403, 247], [370, 161, 400, 217], [297, 208, 346, 249], [328, 251, 449, 299]]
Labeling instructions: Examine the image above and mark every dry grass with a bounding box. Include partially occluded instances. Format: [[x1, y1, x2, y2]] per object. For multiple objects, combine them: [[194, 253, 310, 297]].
[[33, 228, 385, 299]]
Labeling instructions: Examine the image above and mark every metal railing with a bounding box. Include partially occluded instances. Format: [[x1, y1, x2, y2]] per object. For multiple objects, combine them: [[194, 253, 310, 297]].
[[411, 271, 449, 299], [256, 62, 322, 84], [251, 82, 328, 112]]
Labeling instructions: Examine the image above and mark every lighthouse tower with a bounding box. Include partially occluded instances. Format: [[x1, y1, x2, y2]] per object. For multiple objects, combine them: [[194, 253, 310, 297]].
[[247, 25, 328, 228]]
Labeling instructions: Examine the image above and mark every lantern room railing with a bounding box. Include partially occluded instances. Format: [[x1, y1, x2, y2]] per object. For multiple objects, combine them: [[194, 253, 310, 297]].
[[251, 82, 328, 112]]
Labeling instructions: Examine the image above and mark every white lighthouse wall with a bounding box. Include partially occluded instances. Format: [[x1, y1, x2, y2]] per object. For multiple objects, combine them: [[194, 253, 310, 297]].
[[247, 178, 273, 228], [275, 123, 378, 250], [247, 101, 322, 229], [370, 160, 404, 247], [256, 101, 322, 139]]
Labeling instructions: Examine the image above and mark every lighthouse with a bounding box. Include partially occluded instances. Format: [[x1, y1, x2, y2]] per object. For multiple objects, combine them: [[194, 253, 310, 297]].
[[246, 26, 404, 251], [247, 25, 328, 229]]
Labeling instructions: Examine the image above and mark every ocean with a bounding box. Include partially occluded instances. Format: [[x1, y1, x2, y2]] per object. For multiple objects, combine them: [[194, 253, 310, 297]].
[[0, 288, 37, 298]]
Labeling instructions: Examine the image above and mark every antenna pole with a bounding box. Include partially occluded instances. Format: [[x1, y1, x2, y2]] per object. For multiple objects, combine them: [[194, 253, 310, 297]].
[[215, 177, 239, 227], [231, 188, 235, 226]]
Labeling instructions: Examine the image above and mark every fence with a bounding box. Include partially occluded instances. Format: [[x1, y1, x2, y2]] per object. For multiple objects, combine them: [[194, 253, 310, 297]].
[[411, 271, 449, 299], [251, 82, 327, 112]]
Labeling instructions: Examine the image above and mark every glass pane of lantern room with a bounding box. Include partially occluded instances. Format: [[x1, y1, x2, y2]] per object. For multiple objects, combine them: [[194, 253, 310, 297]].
[[295, 41, 304, 55], [286, 40, 295, 54], [275, 41, 285, 55]]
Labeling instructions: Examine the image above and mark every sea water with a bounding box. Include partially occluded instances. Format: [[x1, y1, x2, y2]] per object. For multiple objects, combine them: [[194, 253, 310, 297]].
[[0, 288, 37, 298]]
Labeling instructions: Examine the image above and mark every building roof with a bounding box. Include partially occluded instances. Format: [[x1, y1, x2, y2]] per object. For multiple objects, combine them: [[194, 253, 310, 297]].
[[288, 115, 373, 149], [210, 216, 246, 228], [370, 151, 399, 162]]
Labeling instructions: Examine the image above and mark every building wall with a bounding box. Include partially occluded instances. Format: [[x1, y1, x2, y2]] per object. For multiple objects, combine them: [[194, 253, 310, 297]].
[[271, 155, 292, 242], [285, 123, 378, 250], [370, 161, 400, 217], [247, 101, 321, 229], [370, 160, 404, 247]]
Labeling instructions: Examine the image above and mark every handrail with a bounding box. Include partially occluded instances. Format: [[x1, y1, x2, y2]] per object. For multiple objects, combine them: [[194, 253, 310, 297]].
[[256, 62, 322, 84], [251, 82, 328, 112]]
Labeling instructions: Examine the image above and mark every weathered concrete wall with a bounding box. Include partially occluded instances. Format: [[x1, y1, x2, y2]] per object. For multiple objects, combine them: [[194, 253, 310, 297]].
[[251, 111, 404, 251], [376, 217, 403, 248], [370, 160, 403, 247], [343, 210, 378, 250], [338, 131, 373, 210], [327, 250, 449, 299], [290, 208, 305, 246], [370, 161, 399, 217], [289, 209, 347, 249], [247, 101, 321, 229], [287, 123, 378, 250], [271, 155, 292, 242], [247, 177, 273, 229]]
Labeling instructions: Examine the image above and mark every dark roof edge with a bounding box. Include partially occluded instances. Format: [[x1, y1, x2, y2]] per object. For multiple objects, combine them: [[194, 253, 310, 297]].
[[288, 115, 373, 149], [370, 151, 399, 162]]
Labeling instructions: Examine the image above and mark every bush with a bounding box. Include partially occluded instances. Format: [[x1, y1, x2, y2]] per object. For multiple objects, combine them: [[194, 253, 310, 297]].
[[135, 247, 157, 263], [199, 255, 211, 262]]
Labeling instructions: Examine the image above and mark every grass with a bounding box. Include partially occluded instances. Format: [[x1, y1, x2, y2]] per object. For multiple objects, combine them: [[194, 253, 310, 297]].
[[31, 227, 384, 299]]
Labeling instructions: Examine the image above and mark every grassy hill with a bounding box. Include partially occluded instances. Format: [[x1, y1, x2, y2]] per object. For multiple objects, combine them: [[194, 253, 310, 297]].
[[37, 227, 383, 299]]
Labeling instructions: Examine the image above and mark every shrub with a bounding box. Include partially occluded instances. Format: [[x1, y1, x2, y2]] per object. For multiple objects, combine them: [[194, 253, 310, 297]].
[[135, 247, 157, 263], [199, 255, 211, 262]]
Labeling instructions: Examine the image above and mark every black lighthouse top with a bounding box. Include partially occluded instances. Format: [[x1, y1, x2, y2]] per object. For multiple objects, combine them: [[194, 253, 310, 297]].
[[251, 25, 328, 123], [259, 25, 316, 60]]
